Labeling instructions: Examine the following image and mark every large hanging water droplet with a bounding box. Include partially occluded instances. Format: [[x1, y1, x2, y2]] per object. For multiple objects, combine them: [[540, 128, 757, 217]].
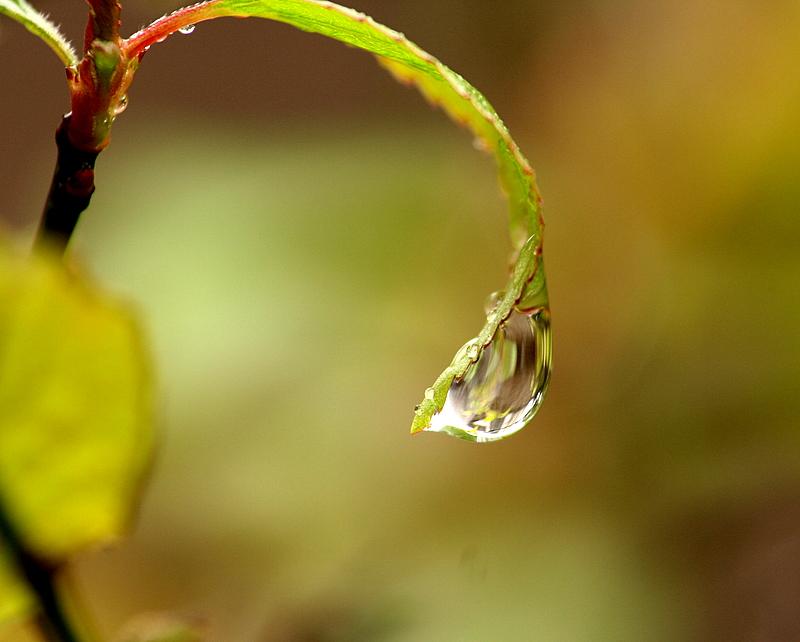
[[425, 307, 552, 443], [178, 24, 196, 34]]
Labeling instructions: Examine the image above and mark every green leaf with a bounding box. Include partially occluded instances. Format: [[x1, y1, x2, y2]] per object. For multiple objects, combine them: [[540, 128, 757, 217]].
[[0, 0, 78, 67], [0, 241, 153, 568], [410, 237, 545, 434], [126, 0, 550, 434]]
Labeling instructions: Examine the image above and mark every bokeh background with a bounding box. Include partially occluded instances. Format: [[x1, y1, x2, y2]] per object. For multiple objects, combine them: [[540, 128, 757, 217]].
[[2, 1, 800, 640]]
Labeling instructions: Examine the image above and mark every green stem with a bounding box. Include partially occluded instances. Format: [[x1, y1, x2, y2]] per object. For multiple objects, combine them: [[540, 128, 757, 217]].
[[0, 500, 82, 642]]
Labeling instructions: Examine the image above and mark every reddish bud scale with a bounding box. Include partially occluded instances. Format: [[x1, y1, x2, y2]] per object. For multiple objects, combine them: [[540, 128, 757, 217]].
[[62, 0, 136, 152], [66, 42, 137, 151]]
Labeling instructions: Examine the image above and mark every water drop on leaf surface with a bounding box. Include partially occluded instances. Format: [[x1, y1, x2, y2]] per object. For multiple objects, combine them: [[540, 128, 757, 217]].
[[179, 24, 196, 34], [425, 308, 551, 443]]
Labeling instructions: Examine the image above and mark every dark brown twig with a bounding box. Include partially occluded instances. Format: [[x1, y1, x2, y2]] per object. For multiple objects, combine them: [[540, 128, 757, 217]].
[[35, 115, 101, 250]]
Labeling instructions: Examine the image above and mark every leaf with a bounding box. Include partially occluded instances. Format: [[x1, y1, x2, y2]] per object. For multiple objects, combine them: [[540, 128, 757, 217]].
[[410, 238, 545, 434], [0, 241, 153, 568], [124, 0, 550, 435], [0, 0, 78, 67]]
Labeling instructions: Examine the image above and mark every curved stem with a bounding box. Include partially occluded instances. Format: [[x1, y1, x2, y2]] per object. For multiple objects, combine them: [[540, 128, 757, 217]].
[[35, 115, 101, 252], [0, 500, 82, 642], [123, 1, 219, 59]]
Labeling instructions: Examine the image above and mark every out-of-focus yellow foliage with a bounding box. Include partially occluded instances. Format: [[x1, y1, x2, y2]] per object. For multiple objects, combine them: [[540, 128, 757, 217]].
[[0, 240, 153, 623]]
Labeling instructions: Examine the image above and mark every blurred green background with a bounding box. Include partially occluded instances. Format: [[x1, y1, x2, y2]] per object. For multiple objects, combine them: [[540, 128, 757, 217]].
[[2, 0, 800, 640]]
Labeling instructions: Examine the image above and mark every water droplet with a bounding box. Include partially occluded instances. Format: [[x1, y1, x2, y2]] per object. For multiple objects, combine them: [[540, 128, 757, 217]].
[[472, 136, 490, 152], [484, 290, 505, 316], [179, 24, 196, 35], [466, 343, 481, 361], [114, 94, 128, 115], [425, 308, 552, 443], [424, 387, 435, 401]]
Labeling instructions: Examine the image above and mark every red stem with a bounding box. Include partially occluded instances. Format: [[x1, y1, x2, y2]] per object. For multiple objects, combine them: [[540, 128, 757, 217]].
[[123, 1, 221, 59], [85, 0, 122, 44]]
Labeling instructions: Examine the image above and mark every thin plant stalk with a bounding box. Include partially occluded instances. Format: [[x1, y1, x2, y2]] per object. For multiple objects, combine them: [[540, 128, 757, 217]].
[[0, 501, 82, 642]]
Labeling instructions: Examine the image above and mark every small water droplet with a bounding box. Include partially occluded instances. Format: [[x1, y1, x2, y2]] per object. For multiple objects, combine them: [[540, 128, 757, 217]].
[[424, 387, 435, 401], [484, 290, 505, 316], [179, 24, 196, 34], [425, 308, 552, 443], [466, 343, 481, 361], [472, 137, 490, 152], [114, 94, 128, 115]]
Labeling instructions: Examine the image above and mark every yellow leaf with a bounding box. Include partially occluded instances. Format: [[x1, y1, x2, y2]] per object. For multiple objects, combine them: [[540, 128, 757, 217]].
[[0, 241, 153, 564]]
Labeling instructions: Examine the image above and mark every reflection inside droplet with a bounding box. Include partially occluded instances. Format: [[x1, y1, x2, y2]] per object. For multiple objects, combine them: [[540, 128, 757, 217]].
[[179, 24, 196, 34], [425, 308, 552, 443]]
